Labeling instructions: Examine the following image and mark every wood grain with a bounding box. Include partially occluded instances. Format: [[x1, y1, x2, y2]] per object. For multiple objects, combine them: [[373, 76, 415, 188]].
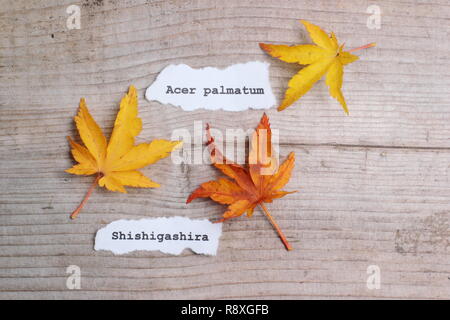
[[0, 0, 449, 299]]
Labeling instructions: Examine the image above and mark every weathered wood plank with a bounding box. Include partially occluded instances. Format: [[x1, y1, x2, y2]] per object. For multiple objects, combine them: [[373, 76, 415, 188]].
[[0, 0, 449, 299], [1, 144, 450, 299]]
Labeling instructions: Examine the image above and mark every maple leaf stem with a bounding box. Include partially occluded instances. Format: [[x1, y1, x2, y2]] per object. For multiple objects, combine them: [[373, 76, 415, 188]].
[[348, 42, 376, 53], [259, 203, 293, 251], [70, 174, 101, 220]]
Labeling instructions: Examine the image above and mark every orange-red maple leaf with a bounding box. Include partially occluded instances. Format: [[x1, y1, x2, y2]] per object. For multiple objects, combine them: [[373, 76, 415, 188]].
[[187, 113, 296, 250]]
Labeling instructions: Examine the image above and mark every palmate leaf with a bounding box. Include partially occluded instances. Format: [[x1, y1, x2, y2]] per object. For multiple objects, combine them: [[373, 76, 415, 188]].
[[187, 114, 296, 250], [66, 86, 182, 219], [260, 20, 375, 114]]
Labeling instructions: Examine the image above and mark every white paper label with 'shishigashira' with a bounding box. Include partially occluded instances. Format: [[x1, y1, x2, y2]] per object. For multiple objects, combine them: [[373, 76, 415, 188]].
[[145, 61, 276, 111], [94, 217, 222, 256]]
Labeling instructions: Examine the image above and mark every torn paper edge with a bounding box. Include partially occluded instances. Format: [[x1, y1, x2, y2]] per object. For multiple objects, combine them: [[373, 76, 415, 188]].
[[145, 61, 276, 111]]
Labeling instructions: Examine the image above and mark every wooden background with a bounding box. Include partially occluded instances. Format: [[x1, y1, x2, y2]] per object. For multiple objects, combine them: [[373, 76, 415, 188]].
[[1, 0, 449, 299]]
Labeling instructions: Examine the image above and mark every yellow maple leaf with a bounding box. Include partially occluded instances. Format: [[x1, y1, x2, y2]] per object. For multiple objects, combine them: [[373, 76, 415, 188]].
[[260, 20, 375, 114], [66, 85, 182, 219]]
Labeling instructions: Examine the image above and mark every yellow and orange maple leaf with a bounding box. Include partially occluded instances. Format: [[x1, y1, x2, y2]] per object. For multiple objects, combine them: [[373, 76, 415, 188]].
[[260, 20, 375, 114], [66, 85, 182, 219], [187, 113, 296, 250]]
